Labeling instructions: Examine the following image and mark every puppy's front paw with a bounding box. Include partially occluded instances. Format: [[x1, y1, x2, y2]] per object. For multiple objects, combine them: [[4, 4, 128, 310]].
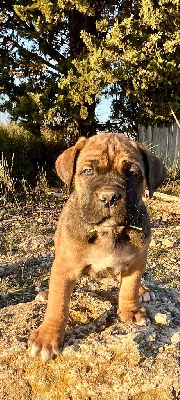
[[29, 323, 63, 362], [118, 306, 151, 327]]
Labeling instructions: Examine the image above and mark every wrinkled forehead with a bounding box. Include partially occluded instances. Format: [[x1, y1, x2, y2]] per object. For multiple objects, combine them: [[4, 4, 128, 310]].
[[76, 133, 143, 169]]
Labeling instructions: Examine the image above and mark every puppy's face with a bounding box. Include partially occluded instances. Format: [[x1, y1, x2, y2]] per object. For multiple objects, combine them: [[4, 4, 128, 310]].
[[56, 133, 167, 226], [75, 135, 146, 225]]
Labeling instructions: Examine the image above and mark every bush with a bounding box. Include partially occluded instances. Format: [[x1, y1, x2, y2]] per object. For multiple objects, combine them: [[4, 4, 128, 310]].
[[161, 165, 180, 196], [0, 123, 179, 199], [0, 123, 67, 189]]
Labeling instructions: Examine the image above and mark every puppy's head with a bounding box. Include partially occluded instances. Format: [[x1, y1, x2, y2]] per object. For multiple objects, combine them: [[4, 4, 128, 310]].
[[56, 133, 166, 225]]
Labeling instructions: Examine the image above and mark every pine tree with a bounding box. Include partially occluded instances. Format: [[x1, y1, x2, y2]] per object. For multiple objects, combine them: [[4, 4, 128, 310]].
[[61, 0, 180, 132], [0, 0, 179, 137]]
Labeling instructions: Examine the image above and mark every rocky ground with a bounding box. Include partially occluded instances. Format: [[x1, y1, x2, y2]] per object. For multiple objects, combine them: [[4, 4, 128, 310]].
[[0, 192, 179, 400]]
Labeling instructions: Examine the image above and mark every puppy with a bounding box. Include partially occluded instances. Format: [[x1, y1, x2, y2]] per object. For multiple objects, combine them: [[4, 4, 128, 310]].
[[29, 133, 166, 361]]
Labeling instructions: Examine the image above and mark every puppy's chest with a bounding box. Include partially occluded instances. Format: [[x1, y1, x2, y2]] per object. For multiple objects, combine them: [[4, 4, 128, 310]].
[[85, 227, 145, 277]]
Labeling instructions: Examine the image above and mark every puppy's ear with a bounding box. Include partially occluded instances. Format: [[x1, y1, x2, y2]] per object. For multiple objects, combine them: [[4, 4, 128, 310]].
[[56, 137, 87, 189], [138, 143, 167, 197]]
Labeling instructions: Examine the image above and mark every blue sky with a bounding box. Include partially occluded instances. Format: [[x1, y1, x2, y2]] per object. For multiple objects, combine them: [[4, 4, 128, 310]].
[[0, 111, 10, 125], [0, 95, 112, 125], [96, 96, 112, 123]]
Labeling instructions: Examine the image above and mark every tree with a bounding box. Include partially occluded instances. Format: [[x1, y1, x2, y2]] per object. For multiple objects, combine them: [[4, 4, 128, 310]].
[[0, 0, 180, 138], [0, 0, 114, 137], [61, 0, 180, 133]]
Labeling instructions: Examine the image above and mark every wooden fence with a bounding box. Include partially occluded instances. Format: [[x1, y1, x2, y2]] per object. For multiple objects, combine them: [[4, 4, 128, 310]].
[[138, 124, 180, 167]]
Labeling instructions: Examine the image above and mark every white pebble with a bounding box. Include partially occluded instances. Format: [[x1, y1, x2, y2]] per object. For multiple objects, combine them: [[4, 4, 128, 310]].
[[155, 313, 171, 325], [171, 332, 180, 345]]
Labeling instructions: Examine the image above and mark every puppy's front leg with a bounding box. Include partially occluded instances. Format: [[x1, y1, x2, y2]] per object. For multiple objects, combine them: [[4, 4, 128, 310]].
[[29, 259, 77, 362], [118, 259, 151, 327]]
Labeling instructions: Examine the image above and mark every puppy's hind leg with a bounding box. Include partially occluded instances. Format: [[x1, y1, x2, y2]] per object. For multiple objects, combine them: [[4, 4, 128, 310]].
[[36, 289, 49, 301], [139, 283, 155, 303]]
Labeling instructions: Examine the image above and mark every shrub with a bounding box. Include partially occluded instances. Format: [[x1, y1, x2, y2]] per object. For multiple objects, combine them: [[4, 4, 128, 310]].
[[0, 123, 67, 188], [0, 153, 16, 203], [161, 165, 180, 196]]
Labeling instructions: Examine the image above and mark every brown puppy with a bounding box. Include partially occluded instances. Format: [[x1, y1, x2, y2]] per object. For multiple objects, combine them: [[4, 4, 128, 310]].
[[29, 133, 167, 362]]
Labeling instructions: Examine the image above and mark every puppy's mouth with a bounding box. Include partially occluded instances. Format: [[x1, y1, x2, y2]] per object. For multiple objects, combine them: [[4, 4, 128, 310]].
[[97, 215, 123, 227], [79, 185, 127, 226], [80, 210, 109, 225], [80, 205, 126, 226]]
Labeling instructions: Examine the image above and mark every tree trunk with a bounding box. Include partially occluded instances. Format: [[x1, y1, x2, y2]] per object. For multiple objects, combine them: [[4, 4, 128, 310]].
[[79, 102, 96, 137]]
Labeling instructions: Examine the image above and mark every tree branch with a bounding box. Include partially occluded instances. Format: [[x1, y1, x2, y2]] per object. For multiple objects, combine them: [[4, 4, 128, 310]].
[[0, 34, 63, 77], [170, 107, 180, 129]]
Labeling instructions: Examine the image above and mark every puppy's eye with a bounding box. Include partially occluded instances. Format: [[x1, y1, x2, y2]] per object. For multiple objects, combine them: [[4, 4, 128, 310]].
[[123, 163, 140, 177], [127, 169, 139, 177], [83, 168, 94, 176]]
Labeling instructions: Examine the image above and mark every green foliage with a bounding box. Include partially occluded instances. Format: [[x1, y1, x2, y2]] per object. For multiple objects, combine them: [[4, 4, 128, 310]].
[[0, 0, 100, 135], [0, 0, 180, 135], [61, 0, 180, 128]]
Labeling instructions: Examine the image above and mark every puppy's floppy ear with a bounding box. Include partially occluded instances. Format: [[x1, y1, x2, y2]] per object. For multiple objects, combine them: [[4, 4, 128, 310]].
[[56, 137, 87, 189], [138, 143, 167, 197]]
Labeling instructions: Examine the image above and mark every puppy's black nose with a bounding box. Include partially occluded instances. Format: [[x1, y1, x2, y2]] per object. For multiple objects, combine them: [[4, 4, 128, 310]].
[[98, 190, 122, 206]]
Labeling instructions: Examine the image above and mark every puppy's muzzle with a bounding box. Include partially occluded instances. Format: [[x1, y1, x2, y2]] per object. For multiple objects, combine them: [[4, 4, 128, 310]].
[[97, 188, 123, 207]]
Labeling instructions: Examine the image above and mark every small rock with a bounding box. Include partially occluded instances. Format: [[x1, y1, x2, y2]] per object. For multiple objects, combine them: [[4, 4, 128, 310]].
[[155, 313, 171, 325], [171, 332, 180, 345], [161, 239, 172, 248], [53, 192, 64, 199]]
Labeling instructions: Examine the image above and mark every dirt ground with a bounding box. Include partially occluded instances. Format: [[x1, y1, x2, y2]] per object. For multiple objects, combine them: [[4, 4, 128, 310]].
[[0, 192, 179, 400]]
